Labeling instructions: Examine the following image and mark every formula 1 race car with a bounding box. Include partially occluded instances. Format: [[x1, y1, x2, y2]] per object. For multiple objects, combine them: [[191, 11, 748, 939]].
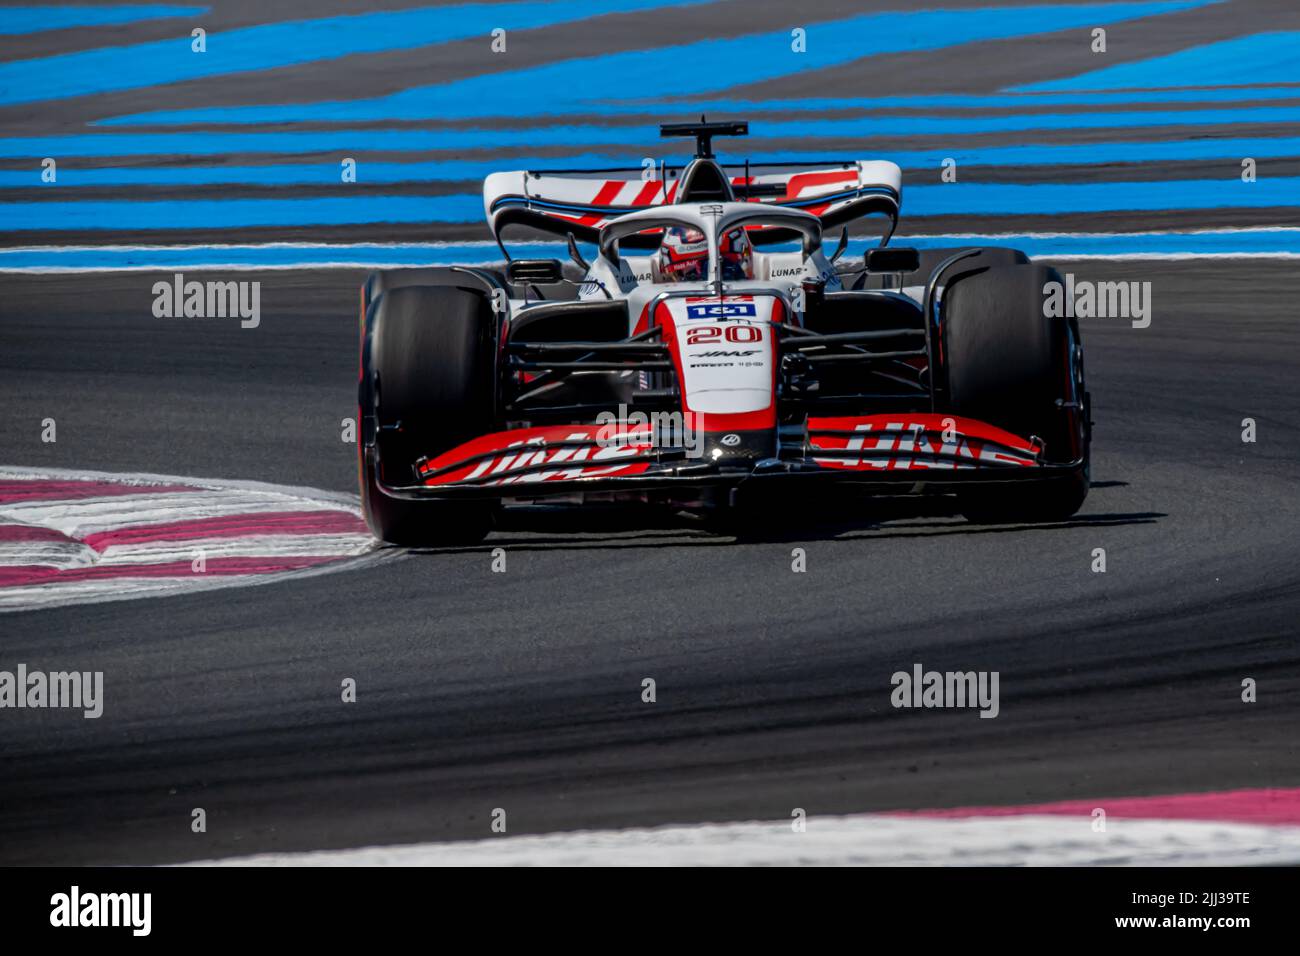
[[358, 120, 1090, 544]]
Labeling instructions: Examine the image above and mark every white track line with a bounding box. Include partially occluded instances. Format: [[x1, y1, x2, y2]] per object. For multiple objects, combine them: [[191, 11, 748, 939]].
[[1, 232, 1298, 272], [5, 253, 1298, 274], [2, 257, 1288, 274], [1014, 252, 1300, 260], [188, 813, 1300, 867], [0, 229, 1295, 253]]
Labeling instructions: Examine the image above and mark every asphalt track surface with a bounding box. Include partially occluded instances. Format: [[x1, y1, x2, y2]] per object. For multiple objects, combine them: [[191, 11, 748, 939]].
[[2, 262, 1298, 865], [2, 0, 1300, 865]]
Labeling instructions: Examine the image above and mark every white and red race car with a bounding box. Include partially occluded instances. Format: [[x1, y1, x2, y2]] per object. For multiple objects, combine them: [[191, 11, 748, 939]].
[[358, 121, 1090, 544]]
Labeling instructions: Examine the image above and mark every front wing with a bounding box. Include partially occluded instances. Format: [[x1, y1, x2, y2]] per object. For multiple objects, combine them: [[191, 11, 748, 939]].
[[372, 414, 1082, 502]]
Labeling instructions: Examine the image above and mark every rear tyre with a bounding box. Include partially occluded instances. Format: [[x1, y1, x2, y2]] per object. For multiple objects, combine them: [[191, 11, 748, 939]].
[[942, 262, 1090, 523], [359, 285, 496, 545]]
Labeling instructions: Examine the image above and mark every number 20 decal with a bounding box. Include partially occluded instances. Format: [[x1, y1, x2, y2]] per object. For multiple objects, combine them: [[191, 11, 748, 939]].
[[686, 325, 763, 345]]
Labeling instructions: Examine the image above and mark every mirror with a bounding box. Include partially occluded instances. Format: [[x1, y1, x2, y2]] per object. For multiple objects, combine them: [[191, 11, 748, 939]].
[[866, 246, 920, 274], [507, 259, 565, 285]]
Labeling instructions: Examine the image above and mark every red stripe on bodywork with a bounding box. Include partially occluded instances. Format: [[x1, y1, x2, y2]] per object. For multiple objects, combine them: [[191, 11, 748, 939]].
[[783, 169, 859, 200], [807, 413, 1039, 470], [576, 180, 625, 226], [418, 424, 653, 486], [632, 180, 662, 205]]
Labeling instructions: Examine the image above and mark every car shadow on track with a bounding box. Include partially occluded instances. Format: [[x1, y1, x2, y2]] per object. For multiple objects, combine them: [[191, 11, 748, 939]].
[[402, 485, 1164, 555]]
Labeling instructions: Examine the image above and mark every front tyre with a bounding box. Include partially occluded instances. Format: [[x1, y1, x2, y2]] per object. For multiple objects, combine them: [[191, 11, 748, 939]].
[[359, 285, 496, 545], [941, 262, 1090, 523]]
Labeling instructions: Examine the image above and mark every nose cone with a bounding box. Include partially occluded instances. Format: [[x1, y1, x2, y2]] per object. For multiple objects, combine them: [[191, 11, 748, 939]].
[[704, 429, 777, 467]]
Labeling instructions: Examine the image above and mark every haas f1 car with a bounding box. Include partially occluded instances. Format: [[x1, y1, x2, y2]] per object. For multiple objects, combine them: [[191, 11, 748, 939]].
[[358, 121, 1090, 544]]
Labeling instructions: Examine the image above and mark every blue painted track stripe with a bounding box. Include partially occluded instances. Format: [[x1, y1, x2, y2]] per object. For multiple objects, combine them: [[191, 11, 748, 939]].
[[1017, 31, 1300, 91], [0, 0, 706, 106], [6, 107, 1296, 159], [653, 87, 1300, 113], [4, 138, 1298, 189], [96, 1, 1216, 124], [0, 5, 206, 35]]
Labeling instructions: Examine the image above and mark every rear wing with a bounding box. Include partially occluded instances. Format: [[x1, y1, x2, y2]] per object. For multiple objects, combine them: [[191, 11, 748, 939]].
[[483, 159, 902, 247]]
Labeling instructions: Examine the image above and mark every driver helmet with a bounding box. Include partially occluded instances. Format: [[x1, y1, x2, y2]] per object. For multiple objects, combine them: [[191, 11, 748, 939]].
[[719, 226, 754, 280], [657, 225, 709, 282]]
